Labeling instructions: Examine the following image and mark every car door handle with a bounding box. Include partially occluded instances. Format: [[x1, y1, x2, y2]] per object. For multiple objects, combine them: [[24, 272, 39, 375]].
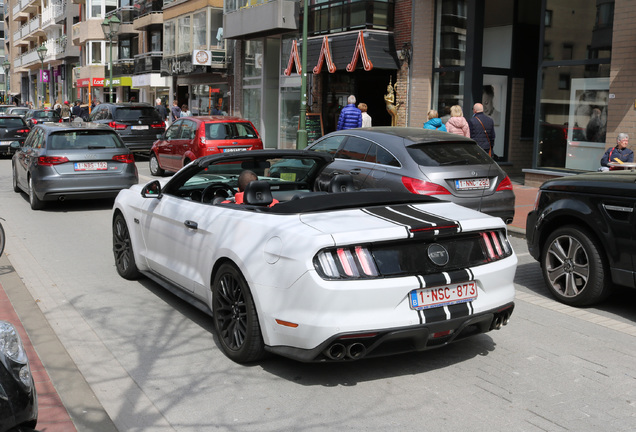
[[184, 220, 198, 230], [349, 168, 361, 175]]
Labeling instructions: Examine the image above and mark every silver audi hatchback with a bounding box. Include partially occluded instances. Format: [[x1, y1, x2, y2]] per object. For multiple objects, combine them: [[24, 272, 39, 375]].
[[11, 123, 138, 210], [308, 127, 515, 223]]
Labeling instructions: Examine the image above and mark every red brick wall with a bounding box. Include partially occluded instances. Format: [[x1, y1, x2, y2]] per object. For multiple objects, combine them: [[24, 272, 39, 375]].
[[407, 1, 435, 128], [607, 0, 636, 145]]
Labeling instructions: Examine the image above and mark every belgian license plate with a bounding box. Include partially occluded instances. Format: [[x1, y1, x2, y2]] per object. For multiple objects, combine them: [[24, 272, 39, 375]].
[[222, 147, 248, 153], [455, 178, 489, 190], [74, 162, 107, 171], [409, 281, 478, 310], [131, 125, 148, 130]]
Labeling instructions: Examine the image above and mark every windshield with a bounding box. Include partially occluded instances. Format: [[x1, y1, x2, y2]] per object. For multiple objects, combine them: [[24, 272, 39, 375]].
[[114, 107, 161, 122], [0, 118, 26, 127], [48, 131, 125, 150], [35, 111, 60, 119], [406, 142, 493, 167]]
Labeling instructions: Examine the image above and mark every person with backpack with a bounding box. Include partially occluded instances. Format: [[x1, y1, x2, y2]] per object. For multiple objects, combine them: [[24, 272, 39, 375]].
[[423, 109, 447, 132]]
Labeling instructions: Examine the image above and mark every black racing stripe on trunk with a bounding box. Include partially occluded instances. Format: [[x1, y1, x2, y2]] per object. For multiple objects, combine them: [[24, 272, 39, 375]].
[[420, 273, 448, 288], [364, 206, 432, 229], [396, 205, 458, 228], [422, 307, 447, 323], [446, 269, 472, 284], [447, 302, 471, 319]]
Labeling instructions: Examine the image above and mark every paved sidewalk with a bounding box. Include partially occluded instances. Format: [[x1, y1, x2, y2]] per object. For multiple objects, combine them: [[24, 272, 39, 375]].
[[508, 183, 538, 236]]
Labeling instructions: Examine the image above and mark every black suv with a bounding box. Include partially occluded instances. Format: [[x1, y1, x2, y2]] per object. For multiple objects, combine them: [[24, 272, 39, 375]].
[[88, 103, 165, 154], [24, 109, 62, 127], [0, 115, 30, 156], [526, 171, 636, 306]]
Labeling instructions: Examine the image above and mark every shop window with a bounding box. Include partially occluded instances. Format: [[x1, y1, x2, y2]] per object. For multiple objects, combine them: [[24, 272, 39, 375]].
[[562, 43, 573, 61], [558, 74, 570, 90], [177, 16, 191, 55], [544, 10, 552, 27]]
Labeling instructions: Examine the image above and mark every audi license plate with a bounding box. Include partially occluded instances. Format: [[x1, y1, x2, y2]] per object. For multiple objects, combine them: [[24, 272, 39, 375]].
[[455, 178, 489, 190], [409, 281, 478, 310], [74, 162, 107, 171]]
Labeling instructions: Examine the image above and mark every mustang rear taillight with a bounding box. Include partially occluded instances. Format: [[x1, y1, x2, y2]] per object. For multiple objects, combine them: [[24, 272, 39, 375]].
[[151, 122, 165, 129], [402, 177, 451, 195], [315, 246, 379, 279], [38, 156, 69, 166], [108, 121, 127, 130], [112, 154, 135, 163], [496, 176, 513, 191], [481, 231, 511, 261]]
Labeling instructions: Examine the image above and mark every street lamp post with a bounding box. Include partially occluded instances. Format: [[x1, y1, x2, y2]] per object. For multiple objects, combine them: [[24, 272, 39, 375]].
[[37, 44, 48, 108], [2, 60, 10, 104], [296, 0, 309, 149], [101, 15, 121, 104]]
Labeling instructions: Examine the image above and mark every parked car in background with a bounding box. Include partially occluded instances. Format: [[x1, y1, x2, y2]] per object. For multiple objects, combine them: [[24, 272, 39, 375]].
[[0, 115, 30, 156], [12, 123, 138, 210], [0, 320, 38, 431], [149, 116, 263, 176], [24, 109, 62, 127], [307, 127, 515, 223], [0, 104, 16, 114], [113, 149, 517, 363], [5, 107, 30, 117], [526, 171, 636, 306], [87, 102, 165, 154]]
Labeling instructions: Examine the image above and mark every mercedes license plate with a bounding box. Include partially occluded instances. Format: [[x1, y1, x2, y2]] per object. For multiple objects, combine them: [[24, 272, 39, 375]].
[[409, 281, 477, 310], [74, 162, 107, 171], [455, 178, 489, 190]]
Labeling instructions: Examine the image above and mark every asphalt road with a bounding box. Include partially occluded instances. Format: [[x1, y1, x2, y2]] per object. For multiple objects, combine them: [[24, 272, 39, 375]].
[[0, 156, 635, 432]]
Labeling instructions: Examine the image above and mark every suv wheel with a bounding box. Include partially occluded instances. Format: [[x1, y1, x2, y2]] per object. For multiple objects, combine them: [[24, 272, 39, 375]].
[[541, 225, 611, 306], [149, 153, 165, 176]]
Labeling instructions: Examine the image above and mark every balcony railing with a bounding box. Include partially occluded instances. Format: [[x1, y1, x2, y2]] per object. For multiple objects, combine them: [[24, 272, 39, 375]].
[[15, 48, 43, 68], [307, 0, 395, 35], [113, 59, 135, 75], [108, 6, 138, 24], [28, 15, 40, 34], [134, 52, 162, 74], [44, 36, 67, 57], [135, 0, 163, 18], [42, 2, 63, 28]]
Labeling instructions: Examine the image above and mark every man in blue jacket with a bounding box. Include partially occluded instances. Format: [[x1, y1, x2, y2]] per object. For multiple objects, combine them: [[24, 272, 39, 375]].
[[337, 95, 362, 130], [600, 133, 633, 170]]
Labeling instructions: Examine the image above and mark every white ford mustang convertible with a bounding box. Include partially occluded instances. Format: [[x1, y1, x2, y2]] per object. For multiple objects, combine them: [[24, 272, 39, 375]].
[[112, 150, 517, 363]]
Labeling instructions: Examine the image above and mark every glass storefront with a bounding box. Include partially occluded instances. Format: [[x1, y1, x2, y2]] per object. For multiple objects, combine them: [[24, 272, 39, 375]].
[[537, 0, 612, 171], [243, 40, 263, 132]]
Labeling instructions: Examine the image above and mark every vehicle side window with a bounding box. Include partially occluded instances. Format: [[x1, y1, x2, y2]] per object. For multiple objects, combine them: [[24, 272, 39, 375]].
[[89, 107, 102, 121], [32, 130, 45, 149], [23, 130, 36, 148], [180, 120, 196, 140], [234, 123, 257, 139], [309, 135, 345, 155], [375, 145, 400, 167], [165, 121, 182, 139], [335, 136, 371, 161]]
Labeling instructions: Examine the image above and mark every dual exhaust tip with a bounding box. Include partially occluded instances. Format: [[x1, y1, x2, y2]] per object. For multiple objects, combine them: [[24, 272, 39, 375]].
[[491, 311, 511, 330], [323, 342, 367, 361]]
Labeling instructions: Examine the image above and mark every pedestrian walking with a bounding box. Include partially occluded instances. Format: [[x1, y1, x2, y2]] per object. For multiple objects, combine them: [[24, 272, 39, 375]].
[[170, 101, 181, 122], [423, 109, 447, 132], [181, 104, 192, 117], [445, 105, 470, 137], [337, 95, 362, 130], [358, 103, 372, 127], [60, 101, 71, 122], [155, 98, 168, 123], [468, 103, 496, 155]]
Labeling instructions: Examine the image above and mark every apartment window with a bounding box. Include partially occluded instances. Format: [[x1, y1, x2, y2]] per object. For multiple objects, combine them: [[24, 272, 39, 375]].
[[89, 41, 104, 64], [544, 10, 552, 27], [562, 43, 573, 61], [193, 11, 207, 49], [119, 39, 131, 60], [164, 20, 175, 56], [177, 16, 191, 54], [88, 0, 116, 18], [150, 30, 161, 52]]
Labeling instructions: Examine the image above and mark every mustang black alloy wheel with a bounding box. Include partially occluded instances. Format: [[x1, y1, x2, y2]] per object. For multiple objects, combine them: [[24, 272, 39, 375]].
[[541, 225, 611, 306], [113, 213, 140, 280], [212, 263, 264, 363]]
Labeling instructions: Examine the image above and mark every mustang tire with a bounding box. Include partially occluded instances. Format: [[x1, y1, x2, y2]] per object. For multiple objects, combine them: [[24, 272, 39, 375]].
[[113, 213, 140, 280], [212, 263, 265, 363], [541, 225, 611, 306], [149, 153, 165, 177], [28, 177, 44, 210]]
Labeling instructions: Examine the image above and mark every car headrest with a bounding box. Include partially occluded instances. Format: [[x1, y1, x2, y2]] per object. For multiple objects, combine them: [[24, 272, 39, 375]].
[[243, 180, 273, 206], [329, 174, 355, 193]]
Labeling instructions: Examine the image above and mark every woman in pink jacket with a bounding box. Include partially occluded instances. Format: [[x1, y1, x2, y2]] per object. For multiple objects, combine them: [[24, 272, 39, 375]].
[[445, 105, 471, 137]]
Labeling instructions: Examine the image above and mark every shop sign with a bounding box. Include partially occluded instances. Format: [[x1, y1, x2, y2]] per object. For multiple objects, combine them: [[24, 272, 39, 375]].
[[193, 50, 212, 66], [105, 77, 133, 87], [161, 55, 208, 77], [40, 70, 50, 83], [76, 77, 105, 88]]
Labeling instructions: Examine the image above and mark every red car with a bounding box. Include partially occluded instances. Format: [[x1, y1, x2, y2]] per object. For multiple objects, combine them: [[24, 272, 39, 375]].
[[149, 116, 263, 175]]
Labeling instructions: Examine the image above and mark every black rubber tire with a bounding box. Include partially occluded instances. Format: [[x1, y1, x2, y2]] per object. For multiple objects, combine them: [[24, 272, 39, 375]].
[[212, 263, 265, 363], [28, 177, 44, 210], [112, 213, 140, 280], [541, 225, 611, 306], [12, 165, 20, 193], [149, 152, 165, 176]]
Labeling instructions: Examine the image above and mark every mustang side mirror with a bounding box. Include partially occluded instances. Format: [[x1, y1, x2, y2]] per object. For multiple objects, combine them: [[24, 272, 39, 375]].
[[142, 180, 162, 198]]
